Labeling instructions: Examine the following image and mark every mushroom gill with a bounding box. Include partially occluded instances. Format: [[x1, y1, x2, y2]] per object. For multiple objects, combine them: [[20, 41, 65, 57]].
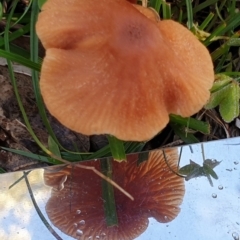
[[44, 148, 185, 239]]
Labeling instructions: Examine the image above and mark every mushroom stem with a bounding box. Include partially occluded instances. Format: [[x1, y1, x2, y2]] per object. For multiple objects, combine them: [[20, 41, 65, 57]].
[[101, 158, 118, 226]]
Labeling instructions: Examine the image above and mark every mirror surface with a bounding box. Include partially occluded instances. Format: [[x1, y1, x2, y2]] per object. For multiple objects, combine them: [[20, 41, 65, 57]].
[[0, 137, 239, 240]]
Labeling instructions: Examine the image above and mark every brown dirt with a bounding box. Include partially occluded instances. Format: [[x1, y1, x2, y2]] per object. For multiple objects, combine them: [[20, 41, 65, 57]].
[[0, 63, 90, 172]]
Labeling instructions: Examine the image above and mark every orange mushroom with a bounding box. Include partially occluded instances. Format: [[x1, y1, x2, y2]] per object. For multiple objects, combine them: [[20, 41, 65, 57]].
[[36, 0, 214, 141], [44, 148, 185, 239]]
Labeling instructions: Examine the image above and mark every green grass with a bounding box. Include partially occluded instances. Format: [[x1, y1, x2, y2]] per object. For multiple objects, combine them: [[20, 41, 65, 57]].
[[0, 0, 239, 169]]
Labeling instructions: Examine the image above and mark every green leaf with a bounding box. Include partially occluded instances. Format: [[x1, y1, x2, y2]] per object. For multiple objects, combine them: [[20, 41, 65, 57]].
[[185, 167, 205, 181], [0, 3, 3, 22], [170, 123, 199, 144], [219, 81, 240, 122], [86, 144, 111, 160], [11, 0, 33, 27], [48, 136, 61, 158], [203, 163, 218, 180], [205, 84, 232, 109], [210, 74, 233, 92], [206, 174, 214, 187], [227, 38, 240, 47], [210, 79, 232, 93], [199, 13, 215, 30], [204, 159, 221, 168], [0, 147, 62, 165], [84, 141, 144, 161], [148, 0, 162, 12], [179, 160, 201, 175], [107, 135, 126, 162], [204, 11, 240, 46], [101, 158, 118, 226], [211, 33, 240, 62], [7, 43, 42, 62], [186, 0, 193, 29], [38, 0, 47, 9], [162, 1, 171, 19], [179, 158, 221, 186], [170, 115, 210, 134], [192, 0, 219, 15], [180, 159, 206, 181], [124, 141, 145, 153], [0, 167, 6, 173], [205, 79, 240, 123], [0, 49, 41, 71]]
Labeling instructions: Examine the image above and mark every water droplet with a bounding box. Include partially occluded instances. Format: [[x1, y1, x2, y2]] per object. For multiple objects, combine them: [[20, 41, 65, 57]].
[[79, 220, 85, 225], [232, 232, 239, 240], [96, 236, 100, 239], [76, 229, 83, 236], [76, 210, 81, 215], [218, 185, 223, 190], [164, 216, 168, 220], [234, 161, 239, 165], [226, 169, 232, 172], [212, 193, 217, 198], [73, 223, 78, 228]]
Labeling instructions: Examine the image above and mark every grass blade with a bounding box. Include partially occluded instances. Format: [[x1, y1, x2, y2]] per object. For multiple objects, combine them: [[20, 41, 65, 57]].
[[185, 0, 193, 29], [101, 158, 118, 226], [107, 135, 126, 162], [0, 49, 41, 71]]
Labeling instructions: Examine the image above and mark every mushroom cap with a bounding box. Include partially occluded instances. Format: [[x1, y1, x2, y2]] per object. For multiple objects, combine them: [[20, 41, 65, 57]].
[[36, 0, 214, 141], [44, 148, 185, 239]]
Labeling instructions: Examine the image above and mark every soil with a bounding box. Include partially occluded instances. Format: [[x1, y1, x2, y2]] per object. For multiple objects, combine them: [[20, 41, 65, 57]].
[[0, 61, 92, 171], [0, 34, 92, 171]]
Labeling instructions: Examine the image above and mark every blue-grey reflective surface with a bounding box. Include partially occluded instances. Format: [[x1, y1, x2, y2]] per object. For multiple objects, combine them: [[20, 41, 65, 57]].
[[0, 137, 239, 240]]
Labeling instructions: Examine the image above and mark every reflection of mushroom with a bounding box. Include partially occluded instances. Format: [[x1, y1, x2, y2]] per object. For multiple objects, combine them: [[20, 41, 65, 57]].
[[44, 148, 185, 239], [36, 0, 214, 141]]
